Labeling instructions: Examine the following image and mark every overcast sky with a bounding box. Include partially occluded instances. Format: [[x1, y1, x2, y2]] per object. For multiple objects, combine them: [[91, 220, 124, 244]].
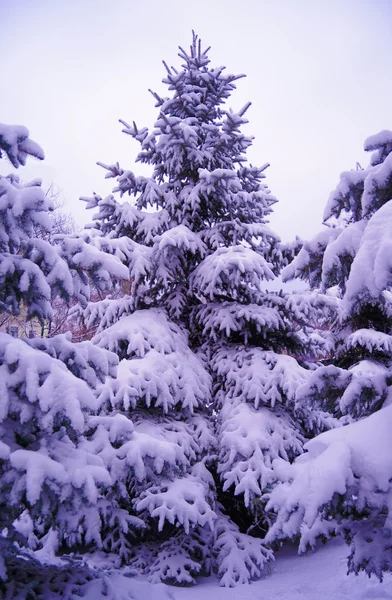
[[1, 0, 391, 241]]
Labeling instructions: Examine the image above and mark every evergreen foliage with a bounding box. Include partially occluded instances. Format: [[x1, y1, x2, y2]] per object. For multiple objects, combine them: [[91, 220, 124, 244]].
[[284, 131, 392, 422], [268, 130, 392, 579], [77, 34, 333, 585], [0, 124, 132, 597]]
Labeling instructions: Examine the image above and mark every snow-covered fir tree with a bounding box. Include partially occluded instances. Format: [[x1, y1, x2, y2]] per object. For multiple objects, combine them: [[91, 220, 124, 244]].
[[76, 34, 336, 585], [283, 131, 392, 421], [267, 130, 392, 579], [0, 123, 137, 598]]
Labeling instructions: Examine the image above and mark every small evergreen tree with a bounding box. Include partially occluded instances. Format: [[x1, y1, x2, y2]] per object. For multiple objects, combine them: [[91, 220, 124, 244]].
[[267, 130, 392, 579], [78, 34, 334, 585]]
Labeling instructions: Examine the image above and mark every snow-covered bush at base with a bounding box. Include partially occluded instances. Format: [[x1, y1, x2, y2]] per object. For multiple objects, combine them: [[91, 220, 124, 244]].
[[147, 528, 213, 585], [127, 511, 273, 588], [126, 525, 215, 586], [0, 544, 172, 600], [266, 403, 392, 580], [214, 511, 273, 587]]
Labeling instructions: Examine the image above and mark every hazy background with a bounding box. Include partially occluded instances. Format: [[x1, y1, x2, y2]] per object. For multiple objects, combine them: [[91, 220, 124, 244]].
[[1, 0, 391, 241]]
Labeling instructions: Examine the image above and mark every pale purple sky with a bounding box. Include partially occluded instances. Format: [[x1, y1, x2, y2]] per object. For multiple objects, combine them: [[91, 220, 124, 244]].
[[1, 0, 391, 241]]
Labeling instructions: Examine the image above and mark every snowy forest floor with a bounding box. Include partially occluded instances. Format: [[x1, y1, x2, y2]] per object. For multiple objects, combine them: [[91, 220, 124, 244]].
[[89, 540, 392, 600]]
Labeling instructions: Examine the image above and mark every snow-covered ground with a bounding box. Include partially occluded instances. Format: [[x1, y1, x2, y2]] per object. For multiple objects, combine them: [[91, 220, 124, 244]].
[[173, 541, 392, 600], [89, 540, 392, 599]]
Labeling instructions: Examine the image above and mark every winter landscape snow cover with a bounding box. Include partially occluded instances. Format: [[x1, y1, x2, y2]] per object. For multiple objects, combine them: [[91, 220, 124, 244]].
[[69, 541, 392, 600], [0, 33, 392, 599]]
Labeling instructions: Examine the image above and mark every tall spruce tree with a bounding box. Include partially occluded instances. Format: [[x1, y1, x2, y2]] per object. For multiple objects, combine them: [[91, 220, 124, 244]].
[[267, 130, 392, 579], [77, 34, 334, 585]]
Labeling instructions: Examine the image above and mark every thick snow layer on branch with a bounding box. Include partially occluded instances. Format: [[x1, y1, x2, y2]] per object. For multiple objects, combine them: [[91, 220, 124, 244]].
[[117, 423, 187, 480], [362, 152, 392, 215], [344, 328, 392, 354], [303, 402, 392, 492], [0, 123, 44, 167], [364, 129, 392, 166], [91, 235, 153, 284], [93, 309, 183, 357], [323, 169, 366, 222], [218, 401, 304, 506], [136, 466, 216, 533], [10, 449, 68, 505], [297, 358, 390, 419], [194, 302, 283, 342], [192, 245, 274, 300], [212, 346, 308, 409], [28, 333, 118, 388], [0, 254, 52, 319], [97, 415, 207, 481], [268, 405, 392, 522], [0, 175, 52, 252], [57, 236, 128, 282], [321, 220, 367, 290], [0, 333, 98, 431], [0, 176, 51, 246], [102, 348, 210, 413], [365, 129, 392, 151], [284, 290, 340, 328], [282, 228, 340, 287], [97, 196, 170, 243], [94, 310, 211, 412], [344, 199, 392, 311], [154, 224, 207, 256]]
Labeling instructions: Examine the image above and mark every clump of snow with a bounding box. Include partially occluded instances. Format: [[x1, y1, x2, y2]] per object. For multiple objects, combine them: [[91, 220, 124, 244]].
[[136, 467, 216, 533], [344, 199, 392, 312], [364, 129, 392, 166], [212, 346, 308, 409], [0, 123, 44, 167], [192, 245, 274, 300], [94, 310, 211, 413]]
